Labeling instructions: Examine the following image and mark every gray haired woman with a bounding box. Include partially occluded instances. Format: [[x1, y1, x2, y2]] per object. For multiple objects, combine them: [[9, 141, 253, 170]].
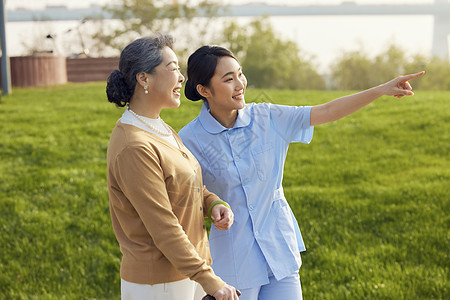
[[106, 34, 238, 300]]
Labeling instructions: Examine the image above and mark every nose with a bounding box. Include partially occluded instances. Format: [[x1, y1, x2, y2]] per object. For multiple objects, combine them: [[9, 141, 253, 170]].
[[236, 76, 246, 91], [179, 72, 185, 83]]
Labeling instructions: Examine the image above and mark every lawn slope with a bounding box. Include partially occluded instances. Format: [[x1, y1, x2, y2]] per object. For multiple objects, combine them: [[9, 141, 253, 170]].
[[0, 83, 447, 299]]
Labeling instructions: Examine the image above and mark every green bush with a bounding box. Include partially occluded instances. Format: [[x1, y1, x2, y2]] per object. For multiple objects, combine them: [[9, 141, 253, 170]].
[[332, 45, 450, 90], [220, 17, 326, 90]]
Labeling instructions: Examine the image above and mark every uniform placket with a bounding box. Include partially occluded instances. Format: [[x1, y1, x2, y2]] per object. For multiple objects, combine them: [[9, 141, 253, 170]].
[[227, 129, 260, 239]]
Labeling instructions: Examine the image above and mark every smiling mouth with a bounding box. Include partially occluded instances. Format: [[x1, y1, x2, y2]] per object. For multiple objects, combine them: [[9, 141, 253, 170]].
[[173, 87, 181, 95], [233, 93, 244, 100]]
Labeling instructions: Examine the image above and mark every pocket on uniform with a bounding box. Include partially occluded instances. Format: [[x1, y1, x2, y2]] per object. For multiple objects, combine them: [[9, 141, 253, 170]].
[[251, 143, 274, 181], [274, 198, 299, 254]]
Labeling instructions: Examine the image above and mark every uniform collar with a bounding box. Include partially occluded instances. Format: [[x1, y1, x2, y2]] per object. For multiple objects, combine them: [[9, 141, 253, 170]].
[[199, 101, 252, 134]]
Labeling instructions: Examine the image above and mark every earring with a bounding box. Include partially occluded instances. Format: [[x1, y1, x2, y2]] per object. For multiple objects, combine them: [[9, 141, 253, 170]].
[[144, 86, 149, 94]]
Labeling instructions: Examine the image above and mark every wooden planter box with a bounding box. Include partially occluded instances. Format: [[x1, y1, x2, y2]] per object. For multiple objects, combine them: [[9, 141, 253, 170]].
[[66, 57, 119, 82], [0, 56, 120, 88], [9, 55, 67, 87]]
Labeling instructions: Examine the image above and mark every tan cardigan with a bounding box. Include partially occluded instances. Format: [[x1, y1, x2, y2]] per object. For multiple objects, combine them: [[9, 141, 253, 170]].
[[107, 121, 226, 295]]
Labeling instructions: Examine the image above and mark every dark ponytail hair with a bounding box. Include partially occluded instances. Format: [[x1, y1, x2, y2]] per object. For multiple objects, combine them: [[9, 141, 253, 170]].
[[185, 45, 237, 101], [106, 34, 174, 107]]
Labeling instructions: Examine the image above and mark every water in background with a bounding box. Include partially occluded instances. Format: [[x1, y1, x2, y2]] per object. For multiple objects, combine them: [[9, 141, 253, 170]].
[[6, 14, 439, 73]]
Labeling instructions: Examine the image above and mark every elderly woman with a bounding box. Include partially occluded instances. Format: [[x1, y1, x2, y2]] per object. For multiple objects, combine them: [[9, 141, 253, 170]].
[[106, 35, 239, 300]]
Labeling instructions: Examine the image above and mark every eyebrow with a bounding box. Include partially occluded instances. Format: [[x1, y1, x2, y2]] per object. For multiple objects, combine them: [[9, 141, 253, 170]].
[[221, 68, 241, 79], [166, 60, 178, 67]]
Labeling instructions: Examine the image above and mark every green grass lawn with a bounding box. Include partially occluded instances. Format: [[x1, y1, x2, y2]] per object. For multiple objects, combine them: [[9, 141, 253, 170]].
[[0, 83, 448, 299]]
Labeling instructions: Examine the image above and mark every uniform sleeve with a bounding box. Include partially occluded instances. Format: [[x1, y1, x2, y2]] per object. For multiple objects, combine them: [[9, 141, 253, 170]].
[[268, 103, 314, 144], [113, 145, 225, 295]]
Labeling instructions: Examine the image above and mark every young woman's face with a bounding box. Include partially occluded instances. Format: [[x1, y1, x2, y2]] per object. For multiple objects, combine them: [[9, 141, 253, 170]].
[[206, 56, 247, 115], [148, 46, 185, 109]]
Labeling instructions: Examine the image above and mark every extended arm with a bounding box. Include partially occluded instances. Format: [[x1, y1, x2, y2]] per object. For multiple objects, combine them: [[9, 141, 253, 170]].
[[310, 71, 424, 126]]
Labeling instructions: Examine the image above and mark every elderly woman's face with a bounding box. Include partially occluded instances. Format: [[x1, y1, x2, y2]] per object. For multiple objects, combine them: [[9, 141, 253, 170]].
[[148, 46, 185, 109]]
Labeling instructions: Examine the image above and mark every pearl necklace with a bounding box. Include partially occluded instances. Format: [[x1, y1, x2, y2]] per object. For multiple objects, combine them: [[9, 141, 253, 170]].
[[127, 106, 172, 137]]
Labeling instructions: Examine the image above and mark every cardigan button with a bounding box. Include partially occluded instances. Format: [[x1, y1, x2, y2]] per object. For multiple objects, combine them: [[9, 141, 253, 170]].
[[182, 153, 187, 158]]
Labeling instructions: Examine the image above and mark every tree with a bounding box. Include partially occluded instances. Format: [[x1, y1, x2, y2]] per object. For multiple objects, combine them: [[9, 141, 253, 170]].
[[90, 0, 221, 58], [332, 44, 450, 90], [331, 49, 373, 90], [332, 45, 409, 90], [372, 45, 407, 83], [221, 18, 325, 90], [405, 55, 450, 90]]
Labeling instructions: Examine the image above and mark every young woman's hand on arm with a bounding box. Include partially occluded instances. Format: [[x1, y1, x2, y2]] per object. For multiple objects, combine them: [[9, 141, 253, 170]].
[[211, 203, 234, 231], [310, 71, 425, 126], [203, 185, 234, 231]]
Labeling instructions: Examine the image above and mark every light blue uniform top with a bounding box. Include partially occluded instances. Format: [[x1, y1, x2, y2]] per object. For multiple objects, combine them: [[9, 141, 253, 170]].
[[179, 102, 314, 289]]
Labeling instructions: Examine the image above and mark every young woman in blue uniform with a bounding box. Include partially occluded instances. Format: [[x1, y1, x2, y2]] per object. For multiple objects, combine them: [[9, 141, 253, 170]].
[[178, 45, 423, 300]]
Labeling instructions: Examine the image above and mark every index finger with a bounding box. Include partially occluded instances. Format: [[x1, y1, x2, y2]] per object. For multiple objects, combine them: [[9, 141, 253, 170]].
[[400, 71, 425, 82]]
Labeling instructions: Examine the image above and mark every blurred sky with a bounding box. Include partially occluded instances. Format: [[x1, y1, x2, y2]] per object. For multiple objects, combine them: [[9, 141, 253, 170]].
[[6, 0, 436, 10]]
